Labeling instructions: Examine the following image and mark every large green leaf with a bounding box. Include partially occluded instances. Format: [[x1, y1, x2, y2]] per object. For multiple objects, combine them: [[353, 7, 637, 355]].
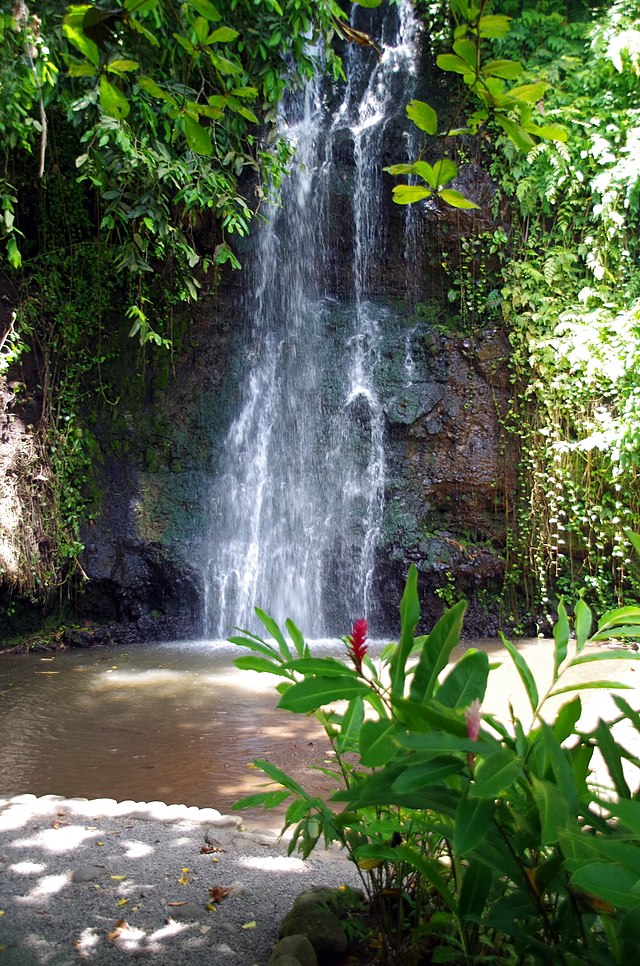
[[233, 655, 291, 678], [594, 720, 631, 798], [396, 731, 493, 755], [540, 723, 578, 810], [437, 53, 474, 75], [189, 0, 221, 19], [255, 607, 292, 661], [500, 632, 539, 712], [391, 185, 432, 205], [553, 599, 569, 676], [495, 115, 535, 151], [359, 719, 399, 767], [282, 657, 355, 677], [569, 862, 640, 910], [409, 600, 467, 704], [459, 860, 492, 921], [63, 20, 100, 67], [227, 633, 278, 659], [277, 676, 370, 714], [454, 789, 493, 855], [393, 697, 470, 737], [392, 756, 462, 792], [284, 619, 307, 657], [471, 749, 523, 799], [435, 649, 489, 709], [596, 605, 640, 634], [477, 14, 511, 38], [252, 758, 309, 798], [207, 26, 239, 44], [99, 76, 130, 119], [438, 189, 479, 209], [182, 114, 213, 155], [530, 775, 569, 844], [390, 564, 421, 700], [574, 598, 592, 652], [405, 99, 437, 134], [482, 59, 523, 80], [552, 695, 581, 743], [337, 696, 364, 754]]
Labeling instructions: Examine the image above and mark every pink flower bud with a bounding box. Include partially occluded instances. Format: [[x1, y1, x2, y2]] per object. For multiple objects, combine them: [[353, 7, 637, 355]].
[[465, 699, 482, 743]]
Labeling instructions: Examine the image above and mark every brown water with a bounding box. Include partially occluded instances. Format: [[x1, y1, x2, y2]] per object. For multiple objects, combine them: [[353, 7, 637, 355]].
[[1, 637, 639, 812], [0, 640, 331, 812]]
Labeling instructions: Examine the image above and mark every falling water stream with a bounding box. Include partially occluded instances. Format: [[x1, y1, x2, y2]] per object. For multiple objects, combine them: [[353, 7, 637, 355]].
[[204, 3, 421, 639]]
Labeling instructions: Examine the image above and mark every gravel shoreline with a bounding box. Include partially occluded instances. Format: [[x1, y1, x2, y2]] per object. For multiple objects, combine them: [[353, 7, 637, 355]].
[[0, 794, 359, 965]]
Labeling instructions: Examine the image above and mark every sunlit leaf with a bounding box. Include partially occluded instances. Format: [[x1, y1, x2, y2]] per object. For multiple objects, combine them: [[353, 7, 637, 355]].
[[391, 185, 432, 205], [189, 0, 221, 20], [453, 38, 477, 67], [63, 21, 100, 67], [482, 59, 523, 80], [106, 59, 140, 73], [277, 676, 370, 713], [406, 99, 437, 134], [438, 188, 480, 209], [477, 14, 511, 38], [495, 115, 535, 152], [207, 26, 239, 44], [99, 76, 130, 119], [553, 599, 570, 676], [437, 53, 474, 75], [500, 633, 539, 712], [359, 719, 399, 767], [508, 82, 547, 103]]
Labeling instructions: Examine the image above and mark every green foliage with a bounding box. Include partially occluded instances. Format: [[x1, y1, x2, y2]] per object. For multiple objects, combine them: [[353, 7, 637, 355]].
[[386, 0, 566, 213], [232, 565, 640, 964], [486, 0, 640, 615]]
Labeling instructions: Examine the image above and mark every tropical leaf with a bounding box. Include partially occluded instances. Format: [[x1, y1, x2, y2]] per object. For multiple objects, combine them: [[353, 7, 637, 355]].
[[255, 607, 292, 660], [500, 633, 539, 712], [553, 599, 570, 676], [409, 600, 467, 704], [438, 188, 479, 209], [482, 59, 523, 80], [359, 719, 400, 767], [277, 676, 370, 713], [435, 649, 489, 709], [471, 749, 523, 799], [390, 564, 421, 700], [99, 76, 130, 119], [391, 185, 432, 205], [405, 99, 437, 134]]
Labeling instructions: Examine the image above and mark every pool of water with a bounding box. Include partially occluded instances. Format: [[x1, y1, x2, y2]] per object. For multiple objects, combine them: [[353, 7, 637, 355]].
[[0, 639, 332, 812]]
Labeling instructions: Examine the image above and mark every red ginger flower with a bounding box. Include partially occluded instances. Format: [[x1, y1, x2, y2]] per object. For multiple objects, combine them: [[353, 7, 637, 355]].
[[347, 617, 368, 673]]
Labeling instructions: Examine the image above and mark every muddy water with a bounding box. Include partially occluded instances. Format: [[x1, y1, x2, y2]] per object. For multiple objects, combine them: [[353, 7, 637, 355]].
[[0, 641, 332, 812], [1, 638, 639, 813]]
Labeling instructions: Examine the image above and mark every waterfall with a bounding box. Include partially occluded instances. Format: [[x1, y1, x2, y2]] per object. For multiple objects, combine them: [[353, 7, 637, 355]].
[[204, 2, 421, 639]]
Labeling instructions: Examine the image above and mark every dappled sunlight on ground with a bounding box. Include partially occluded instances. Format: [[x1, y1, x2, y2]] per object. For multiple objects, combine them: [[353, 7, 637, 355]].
[[0, 794, 358, 964]]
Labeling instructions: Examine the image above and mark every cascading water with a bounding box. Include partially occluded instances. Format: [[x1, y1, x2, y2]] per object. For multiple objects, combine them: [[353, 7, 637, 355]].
[[204, 2, 421, 638]]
